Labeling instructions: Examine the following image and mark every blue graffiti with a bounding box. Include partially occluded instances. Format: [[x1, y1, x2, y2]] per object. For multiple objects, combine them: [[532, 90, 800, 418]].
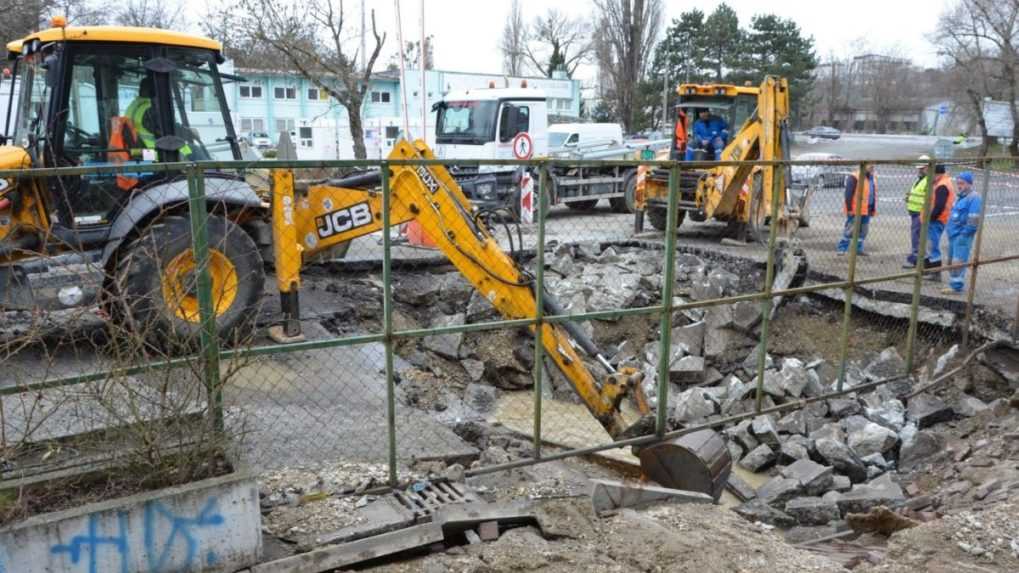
[[50, 512, 130, 573], [50, 497, 225, 573], [144, 498, 224, 572]]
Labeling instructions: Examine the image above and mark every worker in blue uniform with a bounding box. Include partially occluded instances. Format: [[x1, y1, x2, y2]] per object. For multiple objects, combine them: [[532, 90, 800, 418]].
[[685, 109, 729, 161], [943, 171, 983, 294]]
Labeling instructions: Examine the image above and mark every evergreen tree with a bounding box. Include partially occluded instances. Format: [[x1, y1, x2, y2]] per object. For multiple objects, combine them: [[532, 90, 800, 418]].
[[702, 3, 742, 82]]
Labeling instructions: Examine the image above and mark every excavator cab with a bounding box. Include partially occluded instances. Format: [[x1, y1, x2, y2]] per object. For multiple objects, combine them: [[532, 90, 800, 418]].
[[3, 22, 242, 248]]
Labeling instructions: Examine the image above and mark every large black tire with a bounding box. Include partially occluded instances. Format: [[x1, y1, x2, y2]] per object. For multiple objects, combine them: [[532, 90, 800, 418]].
[[647, 205, 686, 232], [610, 171, 637, 213], [565, 199, 599, 210], [113, 215, 265, 350]]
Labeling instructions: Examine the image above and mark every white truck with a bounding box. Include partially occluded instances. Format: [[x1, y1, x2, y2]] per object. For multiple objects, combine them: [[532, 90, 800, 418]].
[[548, 123, 624, 150], [432, 86, 655, 215]]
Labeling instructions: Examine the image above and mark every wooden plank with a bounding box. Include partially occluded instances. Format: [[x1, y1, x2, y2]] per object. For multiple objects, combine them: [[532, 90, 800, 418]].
[[250, 522, 444, 573]]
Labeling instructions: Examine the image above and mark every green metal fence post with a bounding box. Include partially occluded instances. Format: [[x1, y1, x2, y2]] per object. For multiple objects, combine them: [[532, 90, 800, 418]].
[[656, 164, 681, 437], [905, 158, 937, 372], [532, 165, 549, 457], [754, 167, 785, 412], [835, 163, 868, 392], [186, 166, 223, 431], [381, 163, 398, 486], [960, 166, 991, 351]]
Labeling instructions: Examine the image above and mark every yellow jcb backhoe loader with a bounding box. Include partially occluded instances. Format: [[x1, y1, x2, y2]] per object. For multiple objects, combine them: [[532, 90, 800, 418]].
[[635, 77, 810, 241], [0, 22, 731, 496]]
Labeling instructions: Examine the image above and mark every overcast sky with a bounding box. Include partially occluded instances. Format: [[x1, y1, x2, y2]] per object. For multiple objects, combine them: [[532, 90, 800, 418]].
[[195, 0, 953, 81]]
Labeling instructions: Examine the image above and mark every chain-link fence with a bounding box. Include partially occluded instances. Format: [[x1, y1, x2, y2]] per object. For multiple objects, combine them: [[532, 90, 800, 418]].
[[2, 153, 1018, 496]]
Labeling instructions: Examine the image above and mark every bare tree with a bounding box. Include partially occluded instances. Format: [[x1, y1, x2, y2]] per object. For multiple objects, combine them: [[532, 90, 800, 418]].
[[937, 0, 1019, 158], [523, 9, 591, 78], [115, 0, 185, 29], [593, 0, 663, 132], [239, 0, 385, 159], [500, 0, 527, 76]]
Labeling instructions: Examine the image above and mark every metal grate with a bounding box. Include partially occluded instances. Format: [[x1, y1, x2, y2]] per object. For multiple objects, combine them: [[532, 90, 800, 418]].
[[392, 480, 478, 519]]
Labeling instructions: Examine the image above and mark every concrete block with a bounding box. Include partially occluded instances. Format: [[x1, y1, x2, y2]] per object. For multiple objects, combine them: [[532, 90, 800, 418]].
[[253, 523, 443, 573], [785, 496, 840, 526], [906, 394, 953, 429], [590, 479, 713, 516], [739, 444, 776, 472], [670, 355, 706, 385], [0, 471, 262, 573]]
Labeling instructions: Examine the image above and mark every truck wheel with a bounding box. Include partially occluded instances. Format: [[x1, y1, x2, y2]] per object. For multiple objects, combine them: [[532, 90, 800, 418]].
[[113, 215, 265, 350], [610, 172, 637, 213], [647, 205, 686, 232], [565, 199, 599, 210]]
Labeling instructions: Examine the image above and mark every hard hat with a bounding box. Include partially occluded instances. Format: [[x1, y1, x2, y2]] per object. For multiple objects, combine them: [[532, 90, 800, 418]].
[[914, 154, 931, 168]]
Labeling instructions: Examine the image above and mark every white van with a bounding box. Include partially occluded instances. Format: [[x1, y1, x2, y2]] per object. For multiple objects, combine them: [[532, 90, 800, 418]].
[[548, 123, 624, 150]]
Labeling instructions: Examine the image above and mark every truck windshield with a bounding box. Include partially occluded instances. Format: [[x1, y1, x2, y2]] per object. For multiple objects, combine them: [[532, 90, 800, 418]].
[[436, 100, 497, 144]]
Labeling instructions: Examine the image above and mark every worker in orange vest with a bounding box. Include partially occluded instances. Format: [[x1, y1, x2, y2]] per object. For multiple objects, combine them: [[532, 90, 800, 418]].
[[837, 164, 877, 255], [923, 164, 956, 281], [672, 109, 687, 160]]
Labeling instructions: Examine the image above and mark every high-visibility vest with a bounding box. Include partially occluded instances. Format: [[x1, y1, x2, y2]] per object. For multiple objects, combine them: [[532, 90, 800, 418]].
[[674, 112, 687, 150], [930, 174, 956, 224], [846, 174, 876, 216], [906, 175, 928, 213], [109, 116, 140, 191], [125, 97, 157, 150]]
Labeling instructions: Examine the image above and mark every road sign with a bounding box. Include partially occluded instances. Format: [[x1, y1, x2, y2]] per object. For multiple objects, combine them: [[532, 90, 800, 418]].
[[512, 132, 534, 160], [983, 100, 1013, 138]]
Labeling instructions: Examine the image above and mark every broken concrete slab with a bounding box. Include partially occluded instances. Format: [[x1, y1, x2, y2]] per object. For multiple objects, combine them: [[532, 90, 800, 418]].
[[832, 475, 852, 492], [751, 415, 782, 447], [899, 428, 943, 470], [673, 388, 717, 423], [255, 522, 445, 573], [779, 437, 811, 463], [835, 473, 906, 516], [422, 313, 466, 359], [740, 444, 776, 472], [732, 300, 762, 332], [785, 497, 840, 526], [954, 395, 989, 417], [779, 358, 811, 398], [671, 355, 706, 385], [847, 422, 899, 458], [863, 399, 906, 431], [724, 419, 759, 452], [780, 458, 834, 496], [727, 472, 758, 502], [465, 383, 498, 414], [742, 344, 774, 375], [756, 476, 803, 507], [863, 347, 906, 382], [776, 410, 807, 436], [590, 479, 713, 516], [670, 321, 705, 358], [814, 437, 867, 483], [906, 394, 953, 429], [463, 359, 486, 382], [828, 398, 862, 418], [733, 499, 797, 527]]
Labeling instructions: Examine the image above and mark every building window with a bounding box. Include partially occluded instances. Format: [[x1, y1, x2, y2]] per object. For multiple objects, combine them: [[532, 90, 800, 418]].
[[275, 118, 296, 135], [307, 88, 329, 101], [299, 126, 313, 148], [239, 84, 262, 99], [384, 126, 399, 140], [274, 86, 297, 100], [371, 91, 391, 103], [240, 118, 265, 133]]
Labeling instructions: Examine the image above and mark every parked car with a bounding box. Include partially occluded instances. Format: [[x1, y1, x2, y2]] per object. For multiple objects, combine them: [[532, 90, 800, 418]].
[[242, 131, 273, 149], [791, 153, 854, 189], [804, 125, 841, 140]]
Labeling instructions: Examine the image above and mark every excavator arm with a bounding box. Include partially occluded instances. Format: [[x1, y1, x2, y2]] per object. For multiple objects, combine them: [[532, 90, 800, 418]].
[[268, 139, 643, 437]]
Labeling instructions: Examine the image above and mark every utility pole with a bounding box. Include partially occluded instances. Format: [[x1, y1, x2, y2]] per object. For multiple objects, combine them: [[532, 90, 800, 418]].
[[420, 0, 427, 143], [662, 72, 668, 131]]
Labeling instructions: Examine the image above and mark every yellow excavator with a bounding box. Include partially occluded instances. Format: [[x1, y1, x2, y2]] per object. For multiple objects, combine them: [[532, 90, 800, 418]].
[[0, 22, 730, 496], [635, 77, 808, 241]]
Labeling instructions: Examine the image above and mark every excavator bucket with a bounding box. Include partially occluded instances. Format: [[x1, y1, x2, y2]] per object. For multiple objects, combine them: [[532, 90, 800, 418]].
[[637, 429, 732, 501]]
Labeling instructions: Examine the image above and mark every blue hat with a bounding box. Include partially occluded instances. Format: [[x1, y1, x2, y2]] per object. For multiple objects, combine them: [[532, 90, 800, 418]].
[[956, 171, 974, 185]]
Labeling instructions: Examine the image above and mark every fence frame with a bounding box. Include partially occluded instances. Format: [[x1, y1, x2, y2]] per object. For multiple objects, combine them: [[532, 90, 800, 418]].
[[2, 153, 1017, 485]]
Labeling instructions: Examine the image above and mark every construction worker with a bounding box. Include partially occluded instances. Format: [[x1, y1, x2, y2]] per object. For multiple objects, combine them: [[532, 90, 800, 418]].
[[903, 155, 930, 268], [672, 109, 688, 160], [837, 163, 876, 255], [924, 165, 956, 281], [685, 108, 729, 161], [943, 171, 982, 294], [123, 76, 159, 152]]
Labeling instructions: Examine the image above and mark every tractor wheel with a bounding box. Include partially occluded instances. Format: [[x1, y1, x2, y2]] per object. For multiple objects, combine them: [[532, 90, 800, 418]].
[[647, 205, 686, 232], [113, 215, 265, 350], [610, 171, 637, 213]]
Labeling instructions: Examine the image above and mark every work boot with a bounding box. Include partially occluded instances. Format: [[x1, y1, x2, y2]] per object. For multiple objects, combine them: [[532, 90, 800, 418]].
[[923, 259, 942, 281]]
